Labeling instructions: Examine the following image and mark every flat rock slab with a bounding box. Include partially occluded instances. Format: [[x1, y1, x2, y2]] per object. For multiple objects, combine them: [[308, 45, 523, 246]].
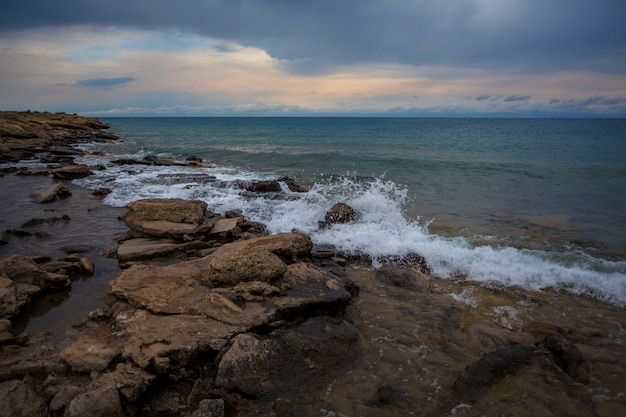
[[60, 336, 122, 373], [114, 309, 242, 370], [208, 217, 242, 235], [108, 263, 206, 314], [126, 220, 198, 238], [209, 232, 313, 260], [123, 199, 207, 224], [117, 238, 187, 261], [51, 165, 93, 179]]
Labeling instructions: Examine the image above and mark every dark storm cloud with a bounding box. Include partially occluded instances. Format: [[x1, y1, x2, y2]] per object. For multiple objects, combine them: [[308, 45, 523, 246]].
[[2, 0, 625, 74], [75, 77, 136, 88]]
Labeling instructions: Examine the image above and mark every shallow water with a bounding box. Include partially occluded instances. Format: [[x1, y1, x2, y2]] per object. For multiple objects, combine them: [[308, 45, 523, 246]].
[[291, 267, 626, 417], [0, 170, 126, 335]]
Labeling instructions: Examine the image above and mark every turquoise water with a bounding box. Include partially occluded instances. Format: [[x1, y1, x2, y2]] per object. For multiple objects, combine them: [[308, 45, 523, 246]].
[[73, 117, 626, 305], [99, 117, 626, 254]]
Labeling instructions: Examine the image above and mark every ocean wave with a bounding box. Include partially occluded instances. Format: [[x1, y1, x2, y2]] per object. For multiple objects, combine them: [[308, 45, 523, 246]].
[[74, 155, 626, 307]]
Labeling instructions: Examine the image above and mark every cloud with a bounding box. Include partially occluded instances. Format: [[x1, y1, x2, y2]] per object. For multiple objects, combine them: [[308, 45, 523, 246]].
[[1, 1, 625, 75], [474, 95, 500, 101], [75, 77, 135, 88], [1, 10, 625, 117], [503, 95, 531, 102]]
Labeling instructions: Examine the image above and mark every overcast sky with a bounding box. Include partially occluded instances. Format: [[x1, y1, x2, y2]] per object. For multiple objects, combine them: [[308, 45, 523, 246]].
[[1, 0, 625, 116]]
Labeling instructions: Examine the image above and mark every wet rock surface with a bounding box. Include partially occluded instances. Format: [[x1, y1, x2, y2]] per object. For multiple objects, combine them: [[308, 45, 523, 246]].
[[1, 197, 625, 417]]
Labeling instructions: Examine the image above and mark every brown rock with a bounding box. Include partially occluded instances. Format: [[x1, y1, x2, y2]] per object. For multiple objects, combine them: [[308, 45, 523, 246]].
[[272, 262, 353, 311], [451, 344, 535, 403], [0, 255, 70, 289], [107, 262, 277, 327], [236, 179, 282, 192], [0, 319, 14, 344], [32, 182, 71, 203], [49, 385, 82, 413], [79, 257, 95, 275], [60, 336, 121, 372], [209, 232, 313, 261], [323, 202, 356, 226], [113, 309, 241, 371], [93, 363, 156, 402], [0, 276, 32, 319], [125, 220, 198, 238], [375, 266, 430, 291], [117, 238, 188, 261], [92, 187, 112, 197], [123, 198, 208, 225], [0, 379, 48, 417], [545, 333, 591, 384], [201, 249, 287, 287], [51, 164, 93, 179], [215, 317, 361, 398], [278, 176, 309, 192], [66, 384, 123, 417], [107, 263, 207, 314], [207, 217, 242, 235]]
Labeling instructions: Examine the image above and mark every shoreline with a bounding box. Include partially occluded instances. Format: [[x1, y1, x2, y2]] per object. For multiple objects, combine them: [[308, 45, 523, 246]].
[[1, 111, 625, 416]]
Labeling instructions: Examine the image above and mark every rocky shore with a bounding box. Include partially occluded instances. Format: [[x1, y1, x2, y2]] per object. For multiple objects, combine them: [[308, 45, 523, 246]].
[[1, 111, 625, 417]]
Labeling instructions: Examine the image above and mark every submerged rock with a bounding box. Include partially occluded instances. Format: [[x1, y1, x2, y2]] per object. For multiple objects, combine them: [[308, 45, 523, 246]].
[[545, 333, 591, 384], [215, 317, 361, 398], [32, 182, 72, 203], [451, 343, 535, 402]]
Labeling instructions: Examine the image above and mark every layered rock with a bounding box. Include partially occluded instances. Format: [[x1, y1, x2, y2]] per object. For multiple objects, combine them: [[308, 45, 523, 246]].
[[0, 110, 119, 163]]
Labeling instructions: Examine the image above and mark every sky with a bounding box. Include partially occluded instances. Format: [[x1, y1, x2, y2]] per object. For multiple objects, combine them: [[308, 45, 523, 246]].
[[1, 0, 625, 117]]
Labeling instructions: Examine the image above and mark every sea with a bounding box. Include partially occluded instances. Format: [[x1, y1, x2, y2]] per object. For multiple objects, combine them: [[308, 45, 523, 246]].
[[68, 117, 626, 307]]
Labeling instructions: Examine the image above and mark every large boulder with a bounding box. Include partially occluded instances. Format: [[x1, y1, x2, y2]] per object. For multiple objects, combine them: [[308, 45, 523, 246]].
[[215, 317, 361, 398], [201, 249, 287, 287]]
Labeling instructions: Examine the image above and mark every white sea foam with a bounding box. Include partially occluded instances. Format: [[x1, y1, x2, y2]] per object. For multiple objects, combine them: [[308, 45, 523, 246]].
[[74, 157, 626, 307]]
